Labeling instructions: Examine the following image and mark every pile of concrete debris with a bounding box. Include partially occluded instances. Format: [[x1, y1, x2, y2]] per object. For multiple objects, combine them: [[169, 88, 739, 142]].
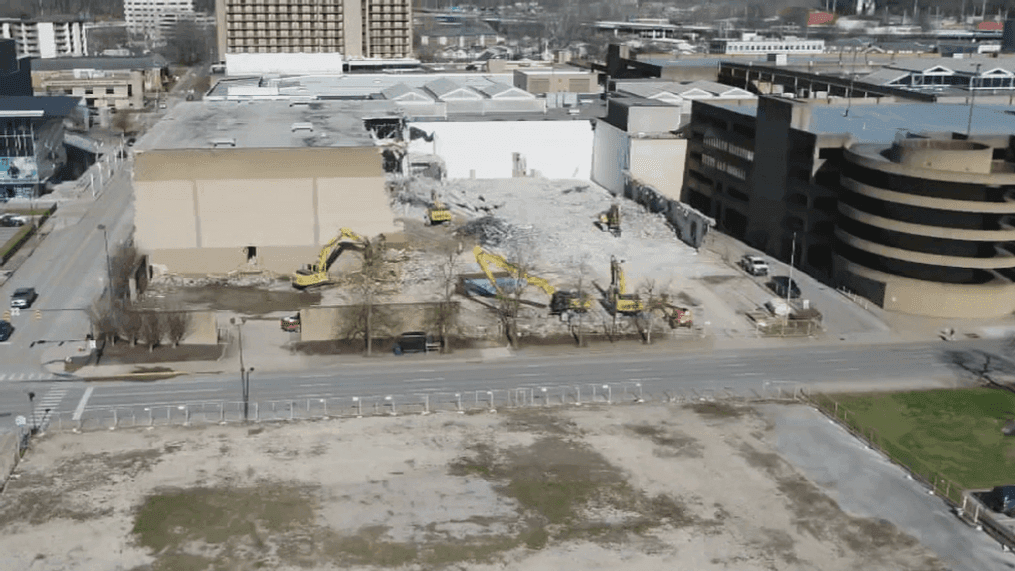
[[455, 215, 515, 247]]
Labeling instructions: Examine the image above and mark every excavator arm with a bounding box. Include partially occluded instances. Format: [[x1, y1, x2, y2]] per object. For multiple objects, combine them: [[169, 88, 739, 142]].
[[473, 246, 591, 313], [292, 228, 367, 288]]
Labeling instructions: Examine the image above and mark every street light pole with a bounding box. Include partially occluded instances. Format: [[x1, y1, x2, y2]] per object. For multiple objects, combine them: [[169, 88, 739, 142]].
[[97, 224, 113, 304], [231, 317, 252, 420]]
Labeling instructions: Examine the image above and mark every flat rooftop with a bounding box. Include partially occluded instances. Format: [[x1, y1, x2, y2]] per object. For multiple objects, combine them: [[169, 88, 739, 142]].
[[136, 100, 392, 151], [710, 99, 1015, 143], [206, 72, 515, 100]]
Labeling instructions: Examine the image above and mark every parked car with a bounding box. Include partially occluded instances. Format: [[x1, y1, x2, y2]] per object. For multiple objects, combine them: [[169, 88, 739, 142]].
[[0, 320, 12, 341], [392, 331, 441, 355], [767, 276, 801, 299], [985, 485, 1015, 515], [10, 287, 37, 309], [0, 214, 27, 227], [280, 314, 300, 332], [739, 254, 769, 276]]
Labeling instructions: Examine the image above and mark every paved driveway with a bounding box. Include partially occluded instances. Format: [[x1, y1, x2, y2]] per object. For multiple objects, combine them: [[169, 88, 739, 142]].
[[760, 403, 1014, 571]]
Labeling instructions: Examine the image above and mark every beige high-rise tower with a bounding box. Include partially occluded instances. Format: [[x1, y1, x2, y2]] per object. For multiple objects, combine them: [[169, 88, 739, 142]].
[[216, 0, 412, 63]]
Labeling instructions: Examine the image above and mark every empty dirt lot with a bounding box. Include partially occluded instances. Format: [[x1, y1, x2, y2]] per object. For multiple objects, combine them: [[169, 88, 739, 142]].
[[0, 403, 944, 571]]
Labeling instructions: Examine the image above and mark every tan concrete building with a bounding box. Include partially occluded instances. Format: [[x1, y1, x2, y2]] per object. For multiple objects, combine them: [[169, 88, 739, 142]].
[[216, 0, 412, 64], [513, 67, 599, 94], [133, 100, 400, 277], [31, 56, 168, 113]]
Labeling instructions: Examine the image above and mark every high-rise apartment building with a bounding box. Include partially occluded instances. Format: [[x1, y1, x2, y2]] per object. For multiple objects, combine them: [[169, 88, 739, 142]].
[[0, 18, 86, 59], [216, 0, 412, 63], [125, 0, 196, 42]]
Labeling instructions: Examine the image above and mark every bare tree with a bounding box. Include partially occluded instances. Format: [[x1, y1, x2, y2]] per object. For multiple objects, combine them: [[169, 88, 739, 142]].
[[161, 19, 214, 66], [165, 309, 192, 347], [426, 242, 463, 353], [139, 311, 166, 352], [343, 236, 399, 356], [492, 238, 535, 349], [109, 242, 139, 302], [636, 279, 673, 345], [117, 304, 143, 346], [86, 297, 117, 346], [111, 111, 137, 136], [568, 255, 593, 348], [337, 303, 400, 351]]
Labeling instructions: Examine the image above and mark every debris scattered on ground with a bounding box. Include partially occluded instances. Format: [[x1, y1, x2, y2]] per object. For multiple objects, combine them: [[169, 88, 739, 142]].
[[455, 215, 515, 248]]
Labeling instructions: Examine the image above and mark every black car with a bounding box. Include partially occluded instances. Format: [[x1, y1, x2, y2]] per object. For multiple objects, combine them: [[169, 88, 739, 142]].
[[393, 331, 440, 355], [0, 320, 13, 342], [985, 485, 1015, 515], [768, 276, 801, 299], [10, 287, 37, 309]]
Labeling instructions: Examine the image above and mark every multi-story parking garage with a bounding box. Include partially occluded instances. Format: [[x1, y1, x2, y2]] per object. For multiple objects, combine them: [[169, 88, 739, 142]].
[[837, 137, 1015, 317], [681, 95, 1015, 318]]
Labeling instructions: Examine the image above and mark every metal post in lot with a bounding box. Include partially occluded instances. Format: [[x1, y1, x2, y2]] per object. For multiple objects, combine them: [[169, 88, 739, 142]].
[[454, 393, 462, 414], [385, 396, 396, 416], [111, 409, 118, 430], [487, 391, 495, 413], [635, 382, 643, 403], [420, 394, 430, 415], [353, 397, 362, 417], [540, 387, 548, 407], [321, 399, 328, 418], [146, 407, 153, 427], [575, 385, 581, 406], [603, 384, 612, 405]]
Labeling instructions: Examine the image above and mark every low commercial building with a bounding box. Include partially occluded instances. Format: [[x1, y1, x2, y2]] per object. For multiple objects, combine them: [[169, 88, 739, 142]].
[[31, 55, 168, 113], [681, 95, 1015, 318], [513, 67, 599, 94], [132, 100, 400, 276]]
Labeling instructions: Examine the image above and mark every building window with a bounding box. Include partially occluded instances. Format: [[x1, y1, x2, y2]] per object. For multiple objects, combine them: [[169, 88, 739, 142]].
[[106, 87, 115, 95]]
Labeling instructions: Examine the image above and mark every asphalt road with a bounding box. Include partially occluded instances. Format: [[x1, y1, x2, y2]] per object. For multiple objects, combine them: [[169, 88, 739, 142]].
[[2, 337, 999, 427], [0, 152, 134, 383]]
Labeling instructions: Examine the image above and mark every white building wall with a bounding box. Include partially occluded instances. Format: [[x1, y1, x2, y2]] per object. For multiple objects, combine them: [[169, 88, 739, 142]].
[[225, 52, 344, 75], [37, 23, 56, 59], [408, 121, 594, 179], [590, 120, 629, 194], [630, 138, 686, 201]]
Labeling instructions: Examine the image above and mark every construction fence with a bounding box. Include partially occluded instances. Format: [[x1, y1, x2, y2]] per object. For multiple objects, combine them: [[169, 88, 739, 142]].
[[41, 381, 805, 434]]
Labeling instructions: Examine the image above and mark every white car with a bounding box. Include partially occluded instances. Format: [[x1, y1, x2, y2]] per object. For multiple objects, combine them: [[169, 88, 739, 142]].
[[739, 254, 769, 277]]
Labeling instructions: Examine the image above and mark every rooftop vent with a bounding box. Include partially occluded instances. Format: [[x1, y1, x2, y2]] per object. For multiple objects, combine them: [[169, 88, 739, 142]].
[[209, 137, 236, 148], [291, 122, 314, 132]]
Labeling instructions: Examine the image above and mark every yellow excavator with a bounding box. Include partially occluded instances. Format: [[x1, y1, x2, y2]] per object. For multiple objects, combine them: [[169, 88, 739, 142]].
[[426, 190, 452, 226], [292, 228, 367, 289], [473, 245, 592, 314], [609, 256, 644, 314], [597, 203, 621, 237]]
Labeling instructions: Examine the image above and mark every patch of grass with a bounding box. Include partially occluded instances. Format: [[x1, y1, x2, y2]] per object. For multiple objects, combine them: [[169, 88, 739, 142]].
[[132, 485, 313, 554], [324, 526, 418, 567], [689, 401, 747, 418], [829, 388, 1015, 491], [625, 424, 703, 457]]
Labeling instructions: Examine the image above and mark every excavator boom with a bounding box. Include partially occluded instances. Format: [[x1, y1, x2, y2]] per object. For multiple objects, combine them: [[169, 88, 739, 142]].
[[292, 228, 367, 288], [473, 246, 590, 312]]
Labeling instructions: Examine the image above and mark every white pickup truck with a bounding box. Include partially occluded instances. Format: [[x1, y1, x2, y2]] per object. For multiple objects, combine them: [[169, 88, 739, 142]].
[[739, 254, 770, 277]]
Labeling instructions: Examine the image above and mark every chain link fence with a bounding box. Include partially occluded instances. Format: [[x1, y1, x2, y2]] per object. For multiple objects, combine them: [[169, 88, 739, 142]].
[[42, 381, 805, 433]]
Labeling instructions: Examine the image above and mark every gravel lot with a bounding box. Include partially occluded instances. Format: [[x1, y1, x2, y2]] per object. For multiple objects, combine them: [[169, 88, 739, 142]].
[[0, 402, 945, 571]]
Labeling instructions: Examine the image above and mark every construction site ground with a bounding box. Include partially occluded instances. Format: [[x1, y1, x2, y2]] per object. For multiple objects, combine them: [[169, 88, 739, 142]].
[[141, 177, 919, 352], [0, 401, 961, 571]]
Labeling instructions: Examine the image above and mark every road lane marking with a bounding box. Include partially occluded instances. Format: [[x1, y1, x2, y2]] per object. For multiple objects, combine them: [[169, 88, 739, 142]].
[[721, 363, 746, 368], [819, 359, 848, 363], [624, 368, 650, 372], [298, 383, 335, 388], [72, 387, 93, 421], [516, 373, 542, 377], [732, 372, 761, 377], [835, 367, 861, 372], [404, 377, 445, 383], [94, 388, 223, 397]]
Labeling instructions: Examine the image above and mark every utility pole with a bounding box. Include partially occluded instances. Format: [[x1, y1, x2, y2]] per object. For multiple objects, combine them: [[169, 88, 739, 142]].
[[786, 232, 797, 325], [967, 62, 982, 137]]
